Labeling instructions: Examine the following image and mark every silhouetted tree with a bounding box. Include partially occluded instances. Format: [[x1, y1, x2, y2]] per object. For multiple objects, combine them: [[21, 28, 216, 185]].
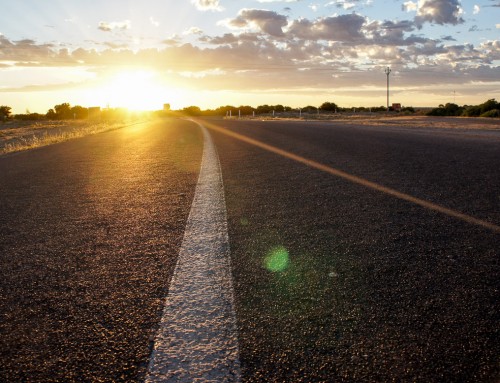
[[215, 105, 237, 116], [427, 103, 463, 116], [14, 113, 45, 121], [302, 105, 318, 113], [71, 105, 88, 119], [320, 102, 338, 112], [256, 104, 272, 114], [182, 106, 201, 116], [46, 108, 57, 120], [0, 105, 12, 120], [54, 103, 72, 119], [238, 105, 255, 115]]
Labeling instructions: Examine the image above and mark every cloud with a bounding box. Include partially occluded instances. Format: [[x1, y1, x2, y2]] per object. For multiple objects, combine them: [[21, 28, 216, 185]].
[[98, 20, 131, 32], [162, 35, 182, 46], [473, 4, 480, 14], [415, 0, 464, 28], [0, 36, 76, 66], [288, 14, 366, 42], [150, 17, 160, 27], [184, 27, 204, 35], [191, 0, 223, 11], [1, 2, 499, 108], [200, 33, 261, 45], [329, 0, 357, 10], [403, 1, 418, 11], [228, 9, 288, 37]]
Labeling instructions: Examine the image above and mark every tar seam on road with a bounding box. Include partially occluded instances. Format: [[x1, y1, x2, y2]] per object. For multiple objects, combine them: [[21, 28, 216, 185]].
[[203, 120, 500, 235], [145, 122, 241, 382]]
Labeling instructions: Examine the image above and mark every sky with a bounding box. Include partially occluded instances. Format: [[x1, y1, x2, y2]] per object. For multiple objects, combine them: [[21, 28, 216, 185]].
[[1, 0, 499, 113]]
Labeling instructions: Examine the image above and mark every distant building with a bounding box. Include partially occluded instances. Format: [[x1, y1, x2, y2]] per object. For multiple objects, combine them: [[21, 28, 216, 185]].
[[392, 103, 402, 111], [163, 103, 171, 111]]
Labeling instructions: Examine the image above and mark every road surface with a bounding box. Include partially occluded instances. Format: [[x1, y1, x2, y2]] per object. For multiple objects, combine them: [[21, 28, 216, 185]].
[[1, 117, 499, 382]]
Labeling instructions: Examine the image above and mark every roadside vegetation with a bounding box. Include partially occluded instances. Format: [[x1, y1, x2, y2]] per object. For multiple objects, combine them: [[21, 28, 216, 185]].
[[426, 99, 499, 118], [0, 103, 146, 155], [1, 99, 498, 123], [1, 98, 498, 155], [161, 102, 416, 118]]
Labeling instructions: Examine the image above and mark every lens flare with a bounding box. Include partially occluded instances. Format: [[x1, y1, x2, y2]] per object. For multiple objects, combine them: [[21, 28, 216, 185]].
[[264, 246, 289, 272]]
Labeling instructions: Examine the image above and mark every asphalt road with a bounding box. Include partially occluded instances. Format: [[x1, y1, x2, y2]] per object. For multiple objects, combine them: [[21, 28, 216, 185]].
[[208, 119, 499, 383], [0, 119, 203, 382], [1, 118, 499, 382]]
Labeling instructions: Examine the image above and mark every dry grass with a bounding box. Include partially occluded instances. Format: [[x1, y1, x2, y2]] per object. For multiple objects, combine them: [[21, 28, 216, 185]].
[[0, 120, 134, 155], [238, 113, 500, 130], [333, 115, 500, 130]]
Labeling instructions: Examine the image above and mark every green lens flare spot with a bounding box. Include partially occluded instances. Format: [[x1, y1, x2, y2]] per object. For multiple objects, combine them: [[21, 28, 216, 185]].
[[264, 246, 289, 272]]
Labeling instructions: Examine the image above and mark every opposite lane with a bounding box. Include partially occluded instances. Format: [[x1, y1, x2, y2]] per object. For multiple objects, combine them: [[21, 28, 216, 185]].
[[208, 119, 499, 382]]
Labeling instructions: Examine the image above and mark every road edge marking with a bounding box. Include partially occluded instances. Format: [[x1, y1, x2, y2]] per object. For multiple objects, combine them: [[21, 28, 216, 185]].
[[202, 120, 500, 234], [145, 122, 241, 382]]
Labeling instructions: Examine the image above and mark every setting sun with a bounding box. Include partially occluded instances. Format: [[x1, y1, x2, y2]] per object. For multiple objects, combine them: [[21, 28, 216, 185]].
[[96, 70, 168, 111]]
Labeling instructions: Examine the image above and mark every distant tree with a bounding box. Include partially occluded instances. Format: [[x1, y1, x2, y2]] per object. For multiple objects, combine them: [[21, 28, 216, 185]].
[[14, 113, 45, 121], [54, 103, 73, 119], [0, 105, 12, 120], [213, 105, 232, 116], [401, 106, 415, 113], [46, 108, 57, 120], [274, 104, 285, 113], [71, 105, 88, 119], [320, 102, 338, 112], [480, 109, 500, 118], [427, 103, 463, 116], [462, 104, 482, 117], [238, 105, 255, 115], [302, 105, 318, 113], [479, 99, 499, 115], [182, 106, 201, 116], [256, 104, 273, 114]]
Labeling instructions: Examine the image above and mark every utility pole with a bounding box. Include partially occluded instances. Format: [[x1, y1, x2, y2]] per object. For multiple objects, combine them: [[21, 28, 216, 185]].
[[385, 67, 391, 111]]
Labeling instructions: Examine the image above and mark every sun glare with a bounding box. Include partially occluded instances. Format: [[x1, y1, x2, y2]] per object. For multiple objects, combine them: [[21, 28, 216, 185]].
[[98, 70, 169, 111]]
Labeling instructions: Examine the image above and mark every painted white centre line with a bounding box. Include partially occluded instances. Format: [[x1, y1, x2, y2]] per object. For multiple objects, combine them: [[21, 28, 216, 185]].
[[146, 122, 241, 382]]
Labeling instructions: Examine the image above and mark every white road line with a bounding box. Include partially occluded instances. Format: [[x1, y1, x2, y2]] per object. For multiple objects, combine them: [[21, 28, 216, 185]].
[[146, 122, 241, 383]]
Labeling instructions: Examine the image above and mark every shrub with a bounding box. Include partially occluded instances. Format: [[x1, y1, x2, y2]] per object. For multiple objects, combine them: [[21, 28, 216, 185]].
[[480, 109, 500, 118]]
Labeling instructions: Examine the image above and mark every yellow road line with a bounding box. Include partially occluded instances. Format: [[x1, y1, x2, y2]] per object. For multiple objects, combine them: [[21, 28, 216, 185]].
[[203, 120, 500, 234]]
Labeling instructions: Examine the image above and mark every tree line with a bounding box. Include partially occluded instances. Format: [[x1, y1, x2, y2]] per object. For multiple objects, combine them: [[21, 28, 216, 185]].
[[1, 99, 498, 121], [426, 99, 499, 118], [164, 102, 413, 117], [0, 103, 134, 121]]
